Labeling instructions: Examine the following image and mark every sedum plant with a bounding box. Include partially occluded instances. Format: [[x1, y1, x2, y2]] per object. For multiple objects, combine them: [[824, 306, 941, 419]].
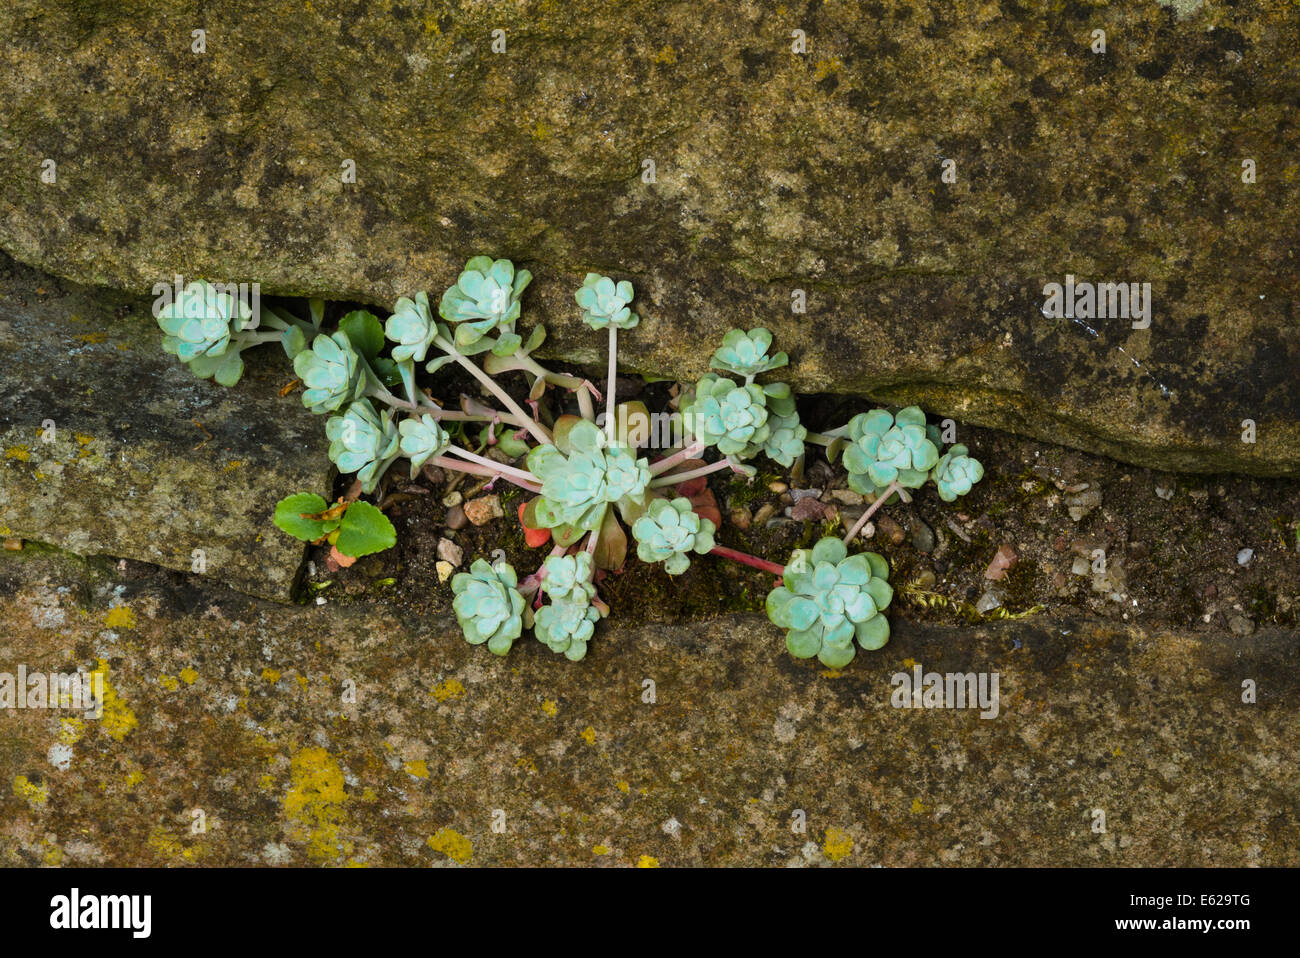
[[766, 537, 893, 666], [451, 559, 530, 655], [156, 256, 983, 670], [631, 497, 716, 575]]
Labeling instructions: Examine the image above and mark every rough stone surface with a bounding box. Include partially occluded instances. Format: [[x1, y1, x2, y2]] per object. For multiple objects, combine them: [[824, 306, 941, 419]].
[[1, 2, 1297, 475], [0, 256, 331, 600], [1, 545, 1295, 867]]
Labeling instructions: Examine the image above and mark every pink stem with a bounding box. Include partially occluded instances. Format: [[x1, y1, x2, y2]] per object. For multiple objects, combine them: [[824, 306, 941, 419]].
[[650, 440, 706, 476], [709, 545, 786, 577], [442, 444, 537, 484], [842, 480, 910, 545], [649, 457, 737, 489], [431, 455, 542, 493]]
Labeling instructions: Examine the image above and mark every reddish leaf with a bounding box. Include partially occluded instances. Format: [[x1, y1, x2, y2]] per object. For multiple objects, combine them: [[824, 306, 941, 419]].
[[667, 459, 722, 527], [518, 501, 551, 548], [326, 544, 357, 570]]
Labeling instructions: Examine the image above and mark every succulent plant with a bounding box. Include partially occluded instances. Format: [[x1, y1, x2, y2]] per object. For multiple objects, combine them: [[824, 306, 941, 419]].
[[684, 374, 771, 456], [438, 256, 531, 351], [758, 385, 805, 467], [325, 400, 402, 493], [575, 273, 638, 331], [766, 537, 893, 667], [710, 327, 788, 378], [930, 443, 984, 501], [451, 559, 528, 655], [157, 280, 252, 361], [631, 497, 716, 574], [385, 290, 442, 364], [534, 596, 601, 661], [293, 330, 368, 415], [398, 414, 450, 478], [841, 406, 940, 496], [541, 552, 597, 603], [528, 420, 650, 532]]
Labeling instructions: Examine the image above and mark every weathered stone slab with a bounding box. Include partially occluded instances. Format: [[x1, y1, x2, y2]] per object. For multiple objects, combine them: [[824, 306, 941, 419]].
[[0, 257, 331, 600], [1, 546, 1295, 866], [0, 1, 1297, 475]]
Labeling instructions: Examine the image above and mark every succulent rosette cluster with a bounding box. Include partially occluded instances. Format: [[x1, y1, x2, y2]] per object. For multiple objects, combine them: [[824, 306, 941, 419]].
[[841, 406, 941, 496], [534, 553, 602, 661], [710, 327, 788, 378], [765, 538, 893, 667], [527, 420, 651, 535], [931, 443, 984, 501], [631, 497, 717, 574], [325, 400, 401, 493], [451, 559, 529, 655], [438, 256, 531, 354], [575, 273, 639, 331], [294, 330, 368, 415]]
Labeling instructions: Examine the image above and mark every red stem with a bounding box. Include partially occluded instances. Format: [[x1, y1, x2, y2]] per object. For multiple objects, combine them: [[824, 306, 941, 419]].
[[709, 545, 786, 577]]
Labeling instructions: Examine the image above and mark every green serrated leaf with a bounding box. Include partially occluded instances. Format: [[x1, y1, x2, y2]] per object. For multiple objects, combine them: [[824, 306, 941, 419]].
[[370, 356, 403, 388], [333, 501, 397, 557], [273, 493, 337, 541], [338, 310, 385, 360]]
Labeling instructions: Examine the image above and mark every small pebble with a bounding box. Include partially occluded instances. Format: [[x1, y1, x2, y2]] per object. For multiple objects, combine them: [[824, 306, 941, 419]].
[[1052, 536, 1068, 552], [464, 494, 504, 526], [984, 544, 1018, 580], [790, 497, 826, 522], [790, 488, 821, 502], [975, 591, 1002, 614], [1065, 487, 1102, 522], [442, 490, 464, 508], [1071, 556, 1090, 575], [1228, 614, 1255, 637], [436, 560, 455, 583], [445, 505, 468, 530], [828, 489, 864, 506], [1236, 548, 1254, 566], [3, 538, 22, 551], [914, 569, 937, 590], [752, 503, 777, 526], [730, 507, 752, 531], [437, 538, 463, 567], [768, 481, 788, 494], [1154, 483, 1174, 501], [910, 520, 935, 554], [876, 515, 905, 545]]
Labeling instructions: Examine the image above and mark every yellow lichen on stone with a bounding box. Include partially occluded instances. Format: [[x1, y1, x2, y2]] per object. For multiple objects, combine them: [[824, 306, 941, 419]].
[[179, 667, 199, 685], [57, 718, 84, 745], [13, 775, 48, 808], [822, 827, 854, 862], [42, 840, 64, 866], [431, 678, 465, 701], [910, 797, 929, 815], [158, 673, 180, 692], [593, 844, 610, 856], [615, 779, 629, 793], [261, 667, 281, 683], [652, 45, 676, 64], [636, 855, 659, 868], [90, 661, 138, 741], [404, 760, 430, 779], [124, 770, 144, 790], [283, 747, 352, 863], [580, 726, 596, 745], [427, 827, 472, 865], [104, 605, 136, 629], [540, 699, 558, 717], [5, 445, 31, 461]]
